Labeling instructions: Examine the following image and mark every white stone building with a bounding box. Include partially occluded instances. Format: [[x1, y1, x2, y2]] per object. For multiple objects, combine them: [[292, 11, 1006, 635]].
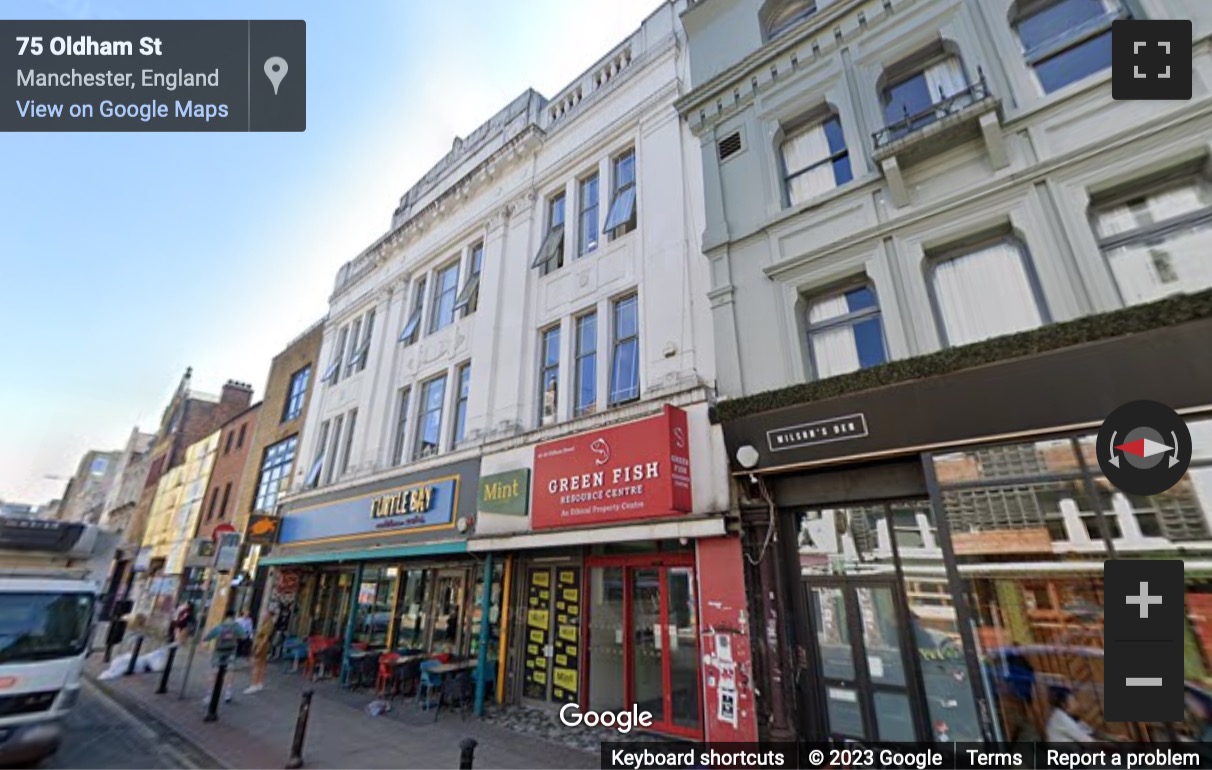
[[266, 0, 757, 741]]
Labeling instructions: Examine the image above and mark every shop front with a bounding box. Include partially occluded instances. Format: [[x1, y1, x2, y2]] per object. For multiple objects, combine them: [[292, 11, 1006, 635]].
[[720, 313, 1212, 745], [262, 457, 504, 677], [471, 403, 759, 742]]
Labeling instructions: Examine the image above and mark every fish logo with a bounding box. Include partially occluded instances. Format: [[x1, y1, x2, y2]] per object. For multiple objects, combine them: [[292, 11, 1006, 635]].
[[590, 437, 611, 466], [673, 427, 686, 449], [250, 518, 277, 537]]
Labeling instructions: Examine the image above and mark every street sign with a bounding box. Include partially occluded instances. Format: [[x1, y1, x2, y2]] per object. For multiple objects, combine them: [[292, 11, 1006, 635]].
[[183, 538, 216, 569], [215, 532, 241, 573]]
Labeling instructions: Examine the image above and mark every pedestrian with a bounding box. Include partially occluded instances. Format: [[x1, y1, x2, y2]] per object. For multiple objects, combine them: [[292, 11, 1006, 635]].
[[244, 612, 274, 694], [201, 610, 249, 704], [173, 601, 196, 646], [1045, 686, 1096, 743], [235, 609, 254, 658]]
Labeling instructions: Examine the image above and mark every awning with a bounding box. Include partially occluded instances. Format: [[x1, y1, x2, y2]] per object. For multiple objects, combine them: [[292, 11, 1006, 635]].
[[260, 539, 467, 567], [467, 516, 726, 552]]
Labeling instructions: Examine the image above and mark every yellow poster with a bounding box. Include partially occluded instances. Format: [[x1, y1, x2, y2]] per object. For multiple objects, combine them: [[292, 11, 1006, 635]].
[[557, 601, 566, 610], [553, 667, 578, 691], [528, 609, 549, 630], [559, 571, 575, 585], [559, 625, 577, 642], [536, 657, 547, 669], [563, 588, 579, 602], [532, 572, 550, 587], [529, 629, 544, 643], [556, 654, 568, 666], [557, 614, 568, 624], [527, 644, 538, 655], [529, 597, 538, 607], [526, 659, 534, 669], [533, 670, 547, 684], [568, 604, 579, 615], [539, 589, 550, 601]]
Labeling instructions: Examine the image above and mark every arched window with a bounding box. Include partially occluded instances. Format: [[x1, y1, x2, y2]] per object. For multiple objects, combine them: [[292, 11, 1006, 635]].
[[760, 0, 817, 42], [877, 43, 970, 141], [779, 109, 852, 206], [1011, 0, 1130, 94]]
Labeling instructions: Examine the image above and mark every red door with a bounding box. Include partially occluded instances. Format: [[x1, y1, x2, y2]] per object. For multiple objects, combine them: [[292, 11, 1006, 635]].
[[586, 554, 702, 739]]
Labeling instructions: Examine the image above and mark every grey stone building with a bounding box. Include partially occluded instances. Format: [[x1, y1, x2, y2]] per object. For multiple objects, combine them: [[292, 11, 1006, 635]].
[[679, 0, 1212, 745]]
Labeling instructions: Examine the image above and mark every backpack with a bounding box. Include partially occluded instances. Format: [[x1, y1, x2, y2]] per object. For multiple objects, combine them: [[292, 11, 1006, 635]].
[[215, 623, 239, 656]]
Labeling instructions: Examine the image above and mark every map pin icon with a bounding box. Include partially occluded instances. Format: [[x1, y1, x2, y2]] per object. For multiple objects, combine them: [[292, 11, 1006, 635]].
[[264, 56, 288, 95]]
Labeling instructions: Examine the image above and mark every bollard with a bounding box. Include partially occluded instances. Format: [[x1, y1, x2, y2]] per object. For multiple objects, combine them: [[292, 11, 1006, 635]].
[[284, 689, 314, 769], [124, 635, 144, 676], [156, 644, 178, 694], [459, 738, 477, 770], [204, 662, 228, 723]]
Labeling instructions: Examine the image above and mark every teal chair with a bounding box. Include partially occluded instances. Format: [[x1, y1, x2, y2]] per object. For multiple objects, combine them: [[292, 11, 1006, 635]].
[[417, 660, 443, 716]]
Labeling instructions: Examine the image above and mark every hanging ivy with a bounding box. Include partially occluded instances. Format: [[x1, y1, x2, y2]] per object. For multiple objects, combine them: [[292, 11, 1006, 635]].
[[712, 289, 1212, 424]]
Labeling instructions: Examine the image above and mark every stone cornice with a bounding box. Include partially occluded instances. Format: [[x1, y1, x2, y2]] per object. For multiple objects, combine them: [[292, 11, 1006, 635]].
[[330, 126, 545, 303], [675, 0, 885, 135]]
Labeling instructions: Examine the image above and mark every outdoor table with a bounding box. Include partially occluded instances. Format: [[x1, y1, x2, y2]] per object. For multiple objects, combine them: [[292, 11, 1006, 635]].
[[427, 660, 477, 675]]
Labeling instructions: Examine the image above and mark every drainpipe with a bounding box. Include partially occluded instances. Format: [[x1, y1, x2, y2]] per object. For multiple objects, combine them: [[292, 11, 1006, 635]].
[[474, 552, 495, 717]]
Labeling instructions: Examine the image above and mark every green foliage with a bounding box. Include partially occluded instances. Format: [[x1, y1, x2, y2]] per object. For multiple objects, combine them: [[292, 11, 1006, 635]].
[[712, 289, 1212, 423]]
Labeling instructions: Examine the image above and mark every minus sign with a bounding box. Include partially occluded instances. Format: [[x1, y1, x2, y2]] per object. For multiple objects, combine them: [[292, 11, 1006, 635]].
[[1126, 678, 1163, 686]]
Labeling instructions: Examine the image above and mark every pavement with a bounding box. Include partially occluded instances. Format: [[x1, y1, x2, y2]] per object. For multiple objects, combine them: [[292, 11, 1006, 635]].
[[83, 638, 600, 770]]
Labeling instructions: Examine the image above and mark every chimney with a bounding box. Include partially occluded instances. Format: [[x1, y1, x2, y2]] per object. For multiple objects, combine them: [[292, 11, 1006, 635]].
[[220, 380, 254, 409]]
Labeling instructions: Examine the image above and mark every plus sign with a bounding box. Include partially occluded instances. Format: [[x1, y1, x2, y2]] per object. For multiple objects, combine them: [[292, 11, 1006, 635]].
[[1126, 581, 1163, 619]]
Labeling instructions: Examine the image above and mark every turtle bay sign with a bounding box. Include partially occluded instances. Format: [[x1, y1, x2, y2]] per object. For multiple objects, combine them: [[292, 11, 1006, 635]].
[[767, 413, 868, 452]]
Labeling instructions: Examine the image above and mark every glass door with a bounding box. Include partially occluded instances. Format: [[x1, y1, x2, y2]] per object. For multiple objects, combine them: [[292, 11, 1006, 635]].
[[522, 565, 584, 705], [430, 569, 467, 655], [587, 556, 702, 738], [807, 578, 923, 742]]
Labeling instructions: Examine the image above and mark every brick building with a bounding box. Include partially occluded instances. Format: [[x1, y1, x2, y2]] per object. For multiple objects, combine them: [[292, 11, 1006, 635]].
[[119, 370, 254, 625], [223, 320, 324, 623]]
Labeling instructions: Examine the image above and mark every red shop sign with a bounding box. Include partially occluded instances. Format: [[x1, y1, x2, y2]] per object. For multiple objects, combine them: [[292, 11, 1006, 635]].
[[532, 405, 692, 529]]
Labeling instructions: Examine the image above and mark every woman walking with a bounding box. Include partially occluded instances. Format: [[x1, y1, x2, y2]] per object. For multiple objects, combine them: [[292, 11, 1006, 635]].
[[244, 612, 274, 694]]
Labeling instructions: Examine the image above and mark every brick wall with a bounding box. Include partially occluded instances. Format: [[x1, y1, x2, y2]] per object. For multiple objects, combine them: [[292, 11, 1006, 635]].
[[197, 403, 262, 540]]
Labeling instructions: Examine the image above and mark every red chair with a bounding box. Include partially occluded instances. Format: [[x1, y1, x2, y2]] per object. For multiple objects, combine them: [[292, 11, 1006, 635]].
[[302, 637, 331, 680], [431, 652, 452, 664], [376, 652, 401, 695]]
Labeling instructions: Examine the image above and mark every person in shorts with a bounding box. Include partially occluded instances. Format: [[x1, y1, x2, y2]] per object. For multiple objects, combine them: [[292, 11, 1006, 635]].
[[202, 610, 249, 704]]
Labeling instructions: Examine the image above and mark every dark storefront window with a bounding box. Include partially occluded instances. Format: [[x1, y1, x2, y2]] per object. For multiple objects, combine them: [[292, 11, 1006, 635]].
[[353, 566, 397, 648], [930, 417, 1212, 744], [795, 502, 982, 743], [393, 569, 431, 652]]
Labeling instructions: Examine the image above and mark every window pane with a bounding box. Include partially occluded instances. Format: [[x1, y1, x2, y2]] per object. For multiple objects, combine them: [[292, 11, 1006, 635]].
[[454, 366, 470, 444], [415, 376, 446, 459], [932, 242, 1043, 346], [782, 124, 830, 177], [1095, 182, 1212, 239], [883, 73, 932, 125], [609, 339, 639, 403], [575, 313, 597, 416], [579, 175, 599, 256], [614, 151, 635, 190], [432, 263, 460, 331], [1105, 221, 1212, 305], [1017, 0, 1108, 53], [832, 155, 852, 187], [845, 286, 877, 313], [603, 187, 637, 233], [550, 194, 565, 228], [852, 317, 887, 369], [614, 295, 638, 339], [392, 388, 410, 466], [823, 117, 845, 154], [1034, 30, 1112, 93]]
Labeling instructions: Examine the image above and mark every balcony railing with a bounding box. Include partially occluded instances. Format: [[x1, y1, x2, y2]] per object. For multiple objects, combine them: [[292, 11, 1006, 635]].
[[872, 68, 991, 150]]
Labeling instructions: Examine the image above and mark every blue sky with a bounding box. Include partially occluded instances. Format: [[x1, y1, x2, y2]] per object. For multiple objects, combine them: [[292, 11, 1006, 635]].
[[0, 0, 662, 504]]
